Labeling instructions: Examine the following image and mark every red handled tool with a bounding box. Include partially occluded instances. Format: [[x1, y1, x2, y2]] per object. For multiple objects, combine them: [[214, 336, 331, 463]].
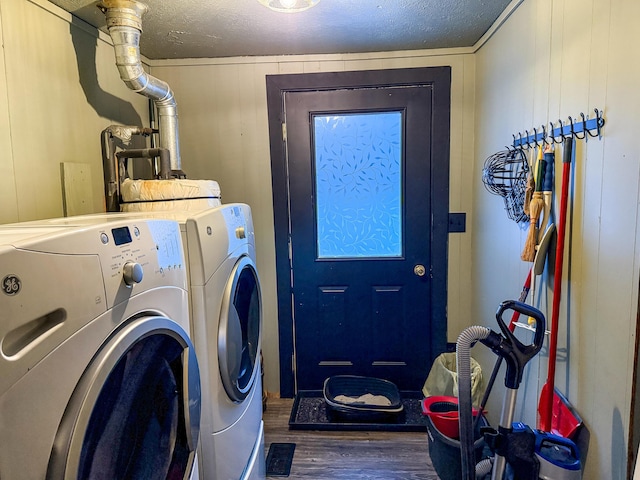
[[538, 137, 573, 432]]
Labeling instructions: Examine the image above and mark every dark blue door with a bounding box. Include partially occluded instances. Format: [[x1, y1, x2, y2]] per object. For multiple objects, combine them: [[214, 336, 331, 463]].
[[267, 68, 451, 394]]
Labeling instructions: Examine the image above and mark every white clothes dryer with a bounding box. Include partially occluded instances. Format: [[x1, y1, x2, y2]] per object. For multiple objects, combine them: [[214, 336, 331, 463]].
[[184, 204, 265, 480], [0, 218, 201, 480]]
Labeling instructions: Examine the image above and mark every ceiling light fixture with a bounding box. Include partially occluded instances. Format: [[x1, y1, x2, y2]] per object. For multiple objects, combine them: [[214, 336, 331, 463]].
[[257, 0, 320, 13]]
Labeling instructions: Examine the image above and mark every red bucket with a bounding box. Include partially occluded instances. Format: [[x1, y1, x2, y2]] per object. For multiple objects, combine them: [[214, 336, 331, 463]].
[[422, 396, 479, 439]]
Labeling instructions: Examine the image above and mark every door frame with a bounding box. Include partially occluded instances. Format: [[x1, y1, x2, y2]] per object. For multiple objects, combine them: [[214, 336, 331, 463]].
[[266, 67, 451, 397]]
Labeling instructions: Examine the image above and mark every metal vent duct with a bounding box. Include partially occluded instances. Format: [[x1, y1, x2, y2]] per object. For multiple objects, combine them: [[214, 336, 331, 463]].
[[98, 0, 182, 173]]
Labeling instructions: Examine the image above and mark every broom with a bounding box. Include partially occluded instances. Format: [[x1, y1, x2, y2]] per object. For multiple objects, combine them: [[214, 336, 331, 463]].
[[521, 147, 545, 262]]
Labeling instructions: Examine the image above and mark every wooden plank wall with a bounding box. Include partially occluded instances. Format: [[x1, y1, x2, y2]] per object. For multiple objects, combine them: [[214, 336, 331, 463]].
[[474, 0, 640, 478], [0, 0, 149, 223]]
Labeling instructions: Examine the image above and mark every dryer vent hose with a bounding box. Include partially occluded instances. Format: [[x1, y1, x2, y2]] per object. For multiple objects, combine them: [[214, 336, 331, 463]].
[[98, 0, 182, 174]]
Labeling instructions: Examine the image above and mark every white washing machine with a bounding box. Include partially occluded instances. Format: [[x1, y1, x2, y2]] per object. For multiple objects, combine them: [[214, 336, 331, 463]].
[[0, 217, 201, 480], [22, 204, 266, 480]]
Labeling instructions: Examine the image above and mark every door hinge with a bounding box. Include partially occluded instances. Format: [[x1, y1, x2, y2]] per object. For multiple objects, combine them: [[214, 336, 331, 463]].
[[282, 122, 287, 142], [288, 235, 294, 291], [291, 353, 296, 374]]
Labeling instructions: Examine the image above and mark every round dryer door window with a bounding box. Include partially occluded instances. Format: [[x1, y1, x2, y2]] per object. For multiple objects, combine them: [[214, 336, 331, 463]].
[[218, 255, 262, 402], [47, 316, 201, 480]]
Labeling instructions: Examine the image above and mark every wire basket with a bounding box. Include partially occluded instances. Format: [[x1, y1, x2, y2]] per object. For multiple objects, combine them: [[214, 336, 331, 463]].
[[482, 149, 529, 224]]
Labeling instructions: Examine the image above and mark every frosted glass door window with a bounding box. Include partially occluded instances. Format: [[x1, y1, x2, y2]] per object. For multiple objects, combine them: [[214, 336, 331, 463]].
[[313, 112, 403, 258]]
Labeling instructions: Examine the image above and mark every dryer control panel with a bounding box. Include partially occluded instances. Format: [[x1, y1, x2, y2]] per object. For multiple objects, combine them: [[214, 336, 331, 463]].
[[185, 204, 255, 286]]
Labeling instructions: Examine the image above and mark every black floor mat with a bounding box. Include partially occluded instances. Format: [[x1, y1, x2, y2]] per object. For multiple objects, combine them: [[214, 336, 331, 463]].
[[266, 442, 296, 477], [289, 390, 427, 432]]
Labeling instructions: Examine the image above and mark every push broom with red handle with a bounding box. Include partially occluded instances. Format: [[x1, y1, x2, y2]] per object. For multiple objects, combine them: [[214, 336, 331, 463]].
[[538, 136, 573, 432]]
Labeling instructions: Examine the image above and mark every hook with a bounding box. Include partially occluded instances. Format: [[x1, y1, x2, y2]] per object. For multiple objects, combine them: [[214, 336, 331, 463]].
[[596, 108, 605, 132], [587, 108, 603, 138], [525, 130, 531, 149], [568, 116, 575, 139], [533, 127, 539, 147], [576, 112, 587, 140], [557, 118, 566, 141], [567, 116, 585, 141], [541, 124, 548, 146]]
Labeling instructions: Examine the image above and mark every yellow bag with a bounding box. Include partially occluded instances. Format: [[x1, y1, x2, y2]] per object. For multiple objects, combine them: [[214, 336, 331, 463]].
[[422, 352, 485, 408]]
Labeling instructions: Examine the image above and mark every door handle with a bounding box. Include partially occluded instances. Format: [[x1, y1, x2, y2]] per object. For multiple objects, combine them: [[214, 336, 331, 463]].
[[414, 264, 426, 277]]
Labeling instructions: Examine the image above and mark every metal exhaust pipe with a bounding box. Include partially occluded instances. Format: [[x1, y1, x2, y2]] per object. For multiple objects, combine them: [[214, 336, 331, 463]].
[[98, 0, 183, 174]]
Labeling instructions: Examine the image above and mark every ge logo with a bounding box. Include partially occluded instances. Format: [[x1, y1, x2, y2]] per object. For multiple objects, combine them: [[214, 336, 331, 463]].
[[2, 275, 21, 296]]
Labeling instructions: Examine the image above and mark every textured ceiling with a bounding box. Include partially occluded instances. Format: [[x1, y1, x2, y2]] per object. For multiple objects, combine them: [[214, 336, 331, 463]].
[[49, 0, 512, 60]]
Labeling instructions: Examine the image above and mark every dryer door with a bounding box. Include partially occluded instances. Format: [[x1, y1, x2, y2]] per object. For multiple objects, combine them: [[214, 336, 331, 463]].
[[218, 255, 262, 402], [47, 316, 201, 480]]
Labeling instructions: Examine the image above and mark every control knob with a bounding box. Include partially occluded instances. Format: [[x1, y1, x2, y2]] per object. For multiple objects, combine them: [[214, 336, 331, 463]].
[[123, 261, 144, 287]]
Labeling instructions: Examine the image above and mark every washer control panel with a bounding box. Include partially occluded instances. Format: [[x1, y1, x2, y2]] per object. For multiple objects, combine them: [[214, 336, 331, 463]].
[[3, 218, 187, 309], [94, 220, 186, 302]]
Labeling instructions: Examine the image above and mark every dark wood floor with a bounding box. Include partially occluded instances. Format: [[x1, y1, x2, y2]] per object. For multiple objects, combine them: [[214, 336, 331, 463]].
[[263, 398, 440, 479]]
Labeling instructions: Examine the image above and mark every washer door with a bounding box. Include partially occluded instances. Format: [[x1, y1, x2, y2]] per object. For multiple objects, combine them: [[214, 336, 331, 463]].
[[47, 316, 201, 480], [218, 255, 262, 402]]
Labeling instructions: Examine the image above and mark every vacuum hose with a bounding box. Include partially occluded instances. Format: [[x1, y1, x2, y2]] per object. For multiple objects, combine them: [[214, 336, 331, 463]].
[[456, 300, 546, 480], [476, 458, 494, 478], [457, 325, 491, 480]]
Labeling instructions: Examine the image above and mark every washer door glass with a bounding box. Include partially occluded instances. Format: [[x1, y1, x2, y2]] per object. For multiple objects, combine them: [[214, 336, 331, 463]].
[[48, 316, 201, 480], [218, 255, 261, 402]]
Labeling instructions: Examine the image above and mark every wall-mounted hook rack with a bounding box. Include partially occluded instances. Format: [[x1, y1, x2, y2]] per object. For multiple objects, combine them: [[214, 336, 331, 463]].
[[512, 108, 605, 149]]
